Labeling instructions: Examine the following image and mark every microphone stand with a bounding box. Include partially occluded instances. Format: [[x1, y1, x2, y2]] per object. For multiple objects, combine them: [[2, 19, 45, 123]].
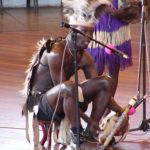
[[129, 0, 150, 132], [72, 31, 80, 149]]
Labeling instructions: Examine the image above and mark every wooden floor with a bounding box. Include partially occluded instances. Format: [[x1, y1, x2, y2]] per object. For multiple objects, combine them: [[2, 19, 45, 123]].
[[0, 7, 150, 150]]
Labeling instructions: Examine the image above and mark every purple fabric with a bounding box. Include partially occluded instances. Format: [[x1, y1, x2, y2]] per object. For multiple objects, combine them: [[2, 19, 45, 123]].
[[113, 0, 118, 9], [87, 41, 132, 74], [95, 13, 128, 32], [95, 0, 128, 32], [86, 0, 133, 74]]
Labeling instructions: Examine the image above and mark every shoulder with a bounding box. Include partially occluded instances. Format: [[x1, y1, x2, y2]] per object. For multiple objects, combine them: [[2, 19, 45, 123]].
[[46, 41, 66, 65]]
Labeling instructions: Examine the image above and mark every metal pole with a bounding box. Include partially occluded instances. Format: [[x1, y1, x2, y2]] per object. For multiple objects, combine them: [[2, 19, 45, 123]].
[[72, 32, 80, 149]]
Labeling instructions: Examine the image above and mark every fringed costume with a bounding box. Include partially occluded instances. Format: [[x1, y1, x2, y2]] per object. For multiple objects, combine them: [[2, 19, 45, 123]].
[[87, 0, 133, 75]]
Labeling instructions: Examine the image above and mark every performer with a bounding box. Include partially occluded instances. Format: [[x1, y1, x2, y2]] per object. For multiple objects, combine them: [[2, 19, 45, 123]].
[[22, 0, 128, 149], [87, 0, 141, 97], [22, 26, 123, 149]]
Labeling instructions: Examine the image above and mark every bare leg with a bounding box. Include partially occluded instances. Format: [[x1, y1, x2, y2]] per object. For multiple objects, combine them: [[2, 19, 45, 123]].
[[81, 76, 112, 121], [80, 76, 112, 137], [46, 81, 84, 145], [46, 81, 82, 128], [80, 76, 122, 138]]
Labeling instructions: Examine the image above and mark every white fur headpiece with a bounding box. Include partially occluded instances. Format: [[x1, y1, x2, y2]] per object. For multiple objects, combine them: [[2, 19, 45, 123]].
[[62, 0, 111, 26]]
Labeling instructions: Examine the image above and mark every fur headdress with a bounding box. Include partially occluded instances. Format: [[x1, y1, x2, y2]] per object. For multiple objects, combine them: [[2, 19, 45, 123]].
[[62, 0, 111, 27]]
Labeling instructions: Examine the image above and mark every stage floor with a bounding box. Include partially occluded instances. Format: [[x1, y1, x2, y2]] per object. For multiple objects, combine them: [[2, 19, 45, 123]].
[[0, 7, 150, 150]]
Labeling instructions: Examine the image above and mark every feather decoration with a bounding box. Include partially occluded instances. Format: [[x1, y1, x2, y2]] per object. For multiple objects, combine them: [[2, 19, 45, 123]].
[[62, 0, 111, 25]]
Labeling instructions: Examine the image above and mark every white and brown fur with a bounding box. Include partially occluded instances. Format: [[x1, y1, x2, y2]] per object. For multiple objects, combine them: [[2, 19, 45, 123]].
[[22, 38, 47, 150]]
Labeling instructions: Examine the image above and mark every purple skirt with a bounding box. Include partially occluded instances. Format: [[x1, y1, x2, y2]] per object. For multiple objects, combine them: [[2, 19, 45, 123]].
[[86, 13, 133, 74]]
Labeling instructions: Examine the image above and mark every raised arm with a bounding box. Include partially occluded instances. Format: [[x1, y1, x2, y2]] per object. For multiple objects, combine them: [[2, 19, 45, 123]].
[[95, 1, 141, 24]]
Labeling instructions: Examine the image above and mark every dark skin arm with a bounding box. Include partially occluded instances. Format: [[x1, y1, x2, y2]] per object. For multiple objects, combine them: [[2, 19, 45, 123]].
[[112, 5, 141, 24], [79, 50, 98, 79], [95, 1, 141, 24]]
